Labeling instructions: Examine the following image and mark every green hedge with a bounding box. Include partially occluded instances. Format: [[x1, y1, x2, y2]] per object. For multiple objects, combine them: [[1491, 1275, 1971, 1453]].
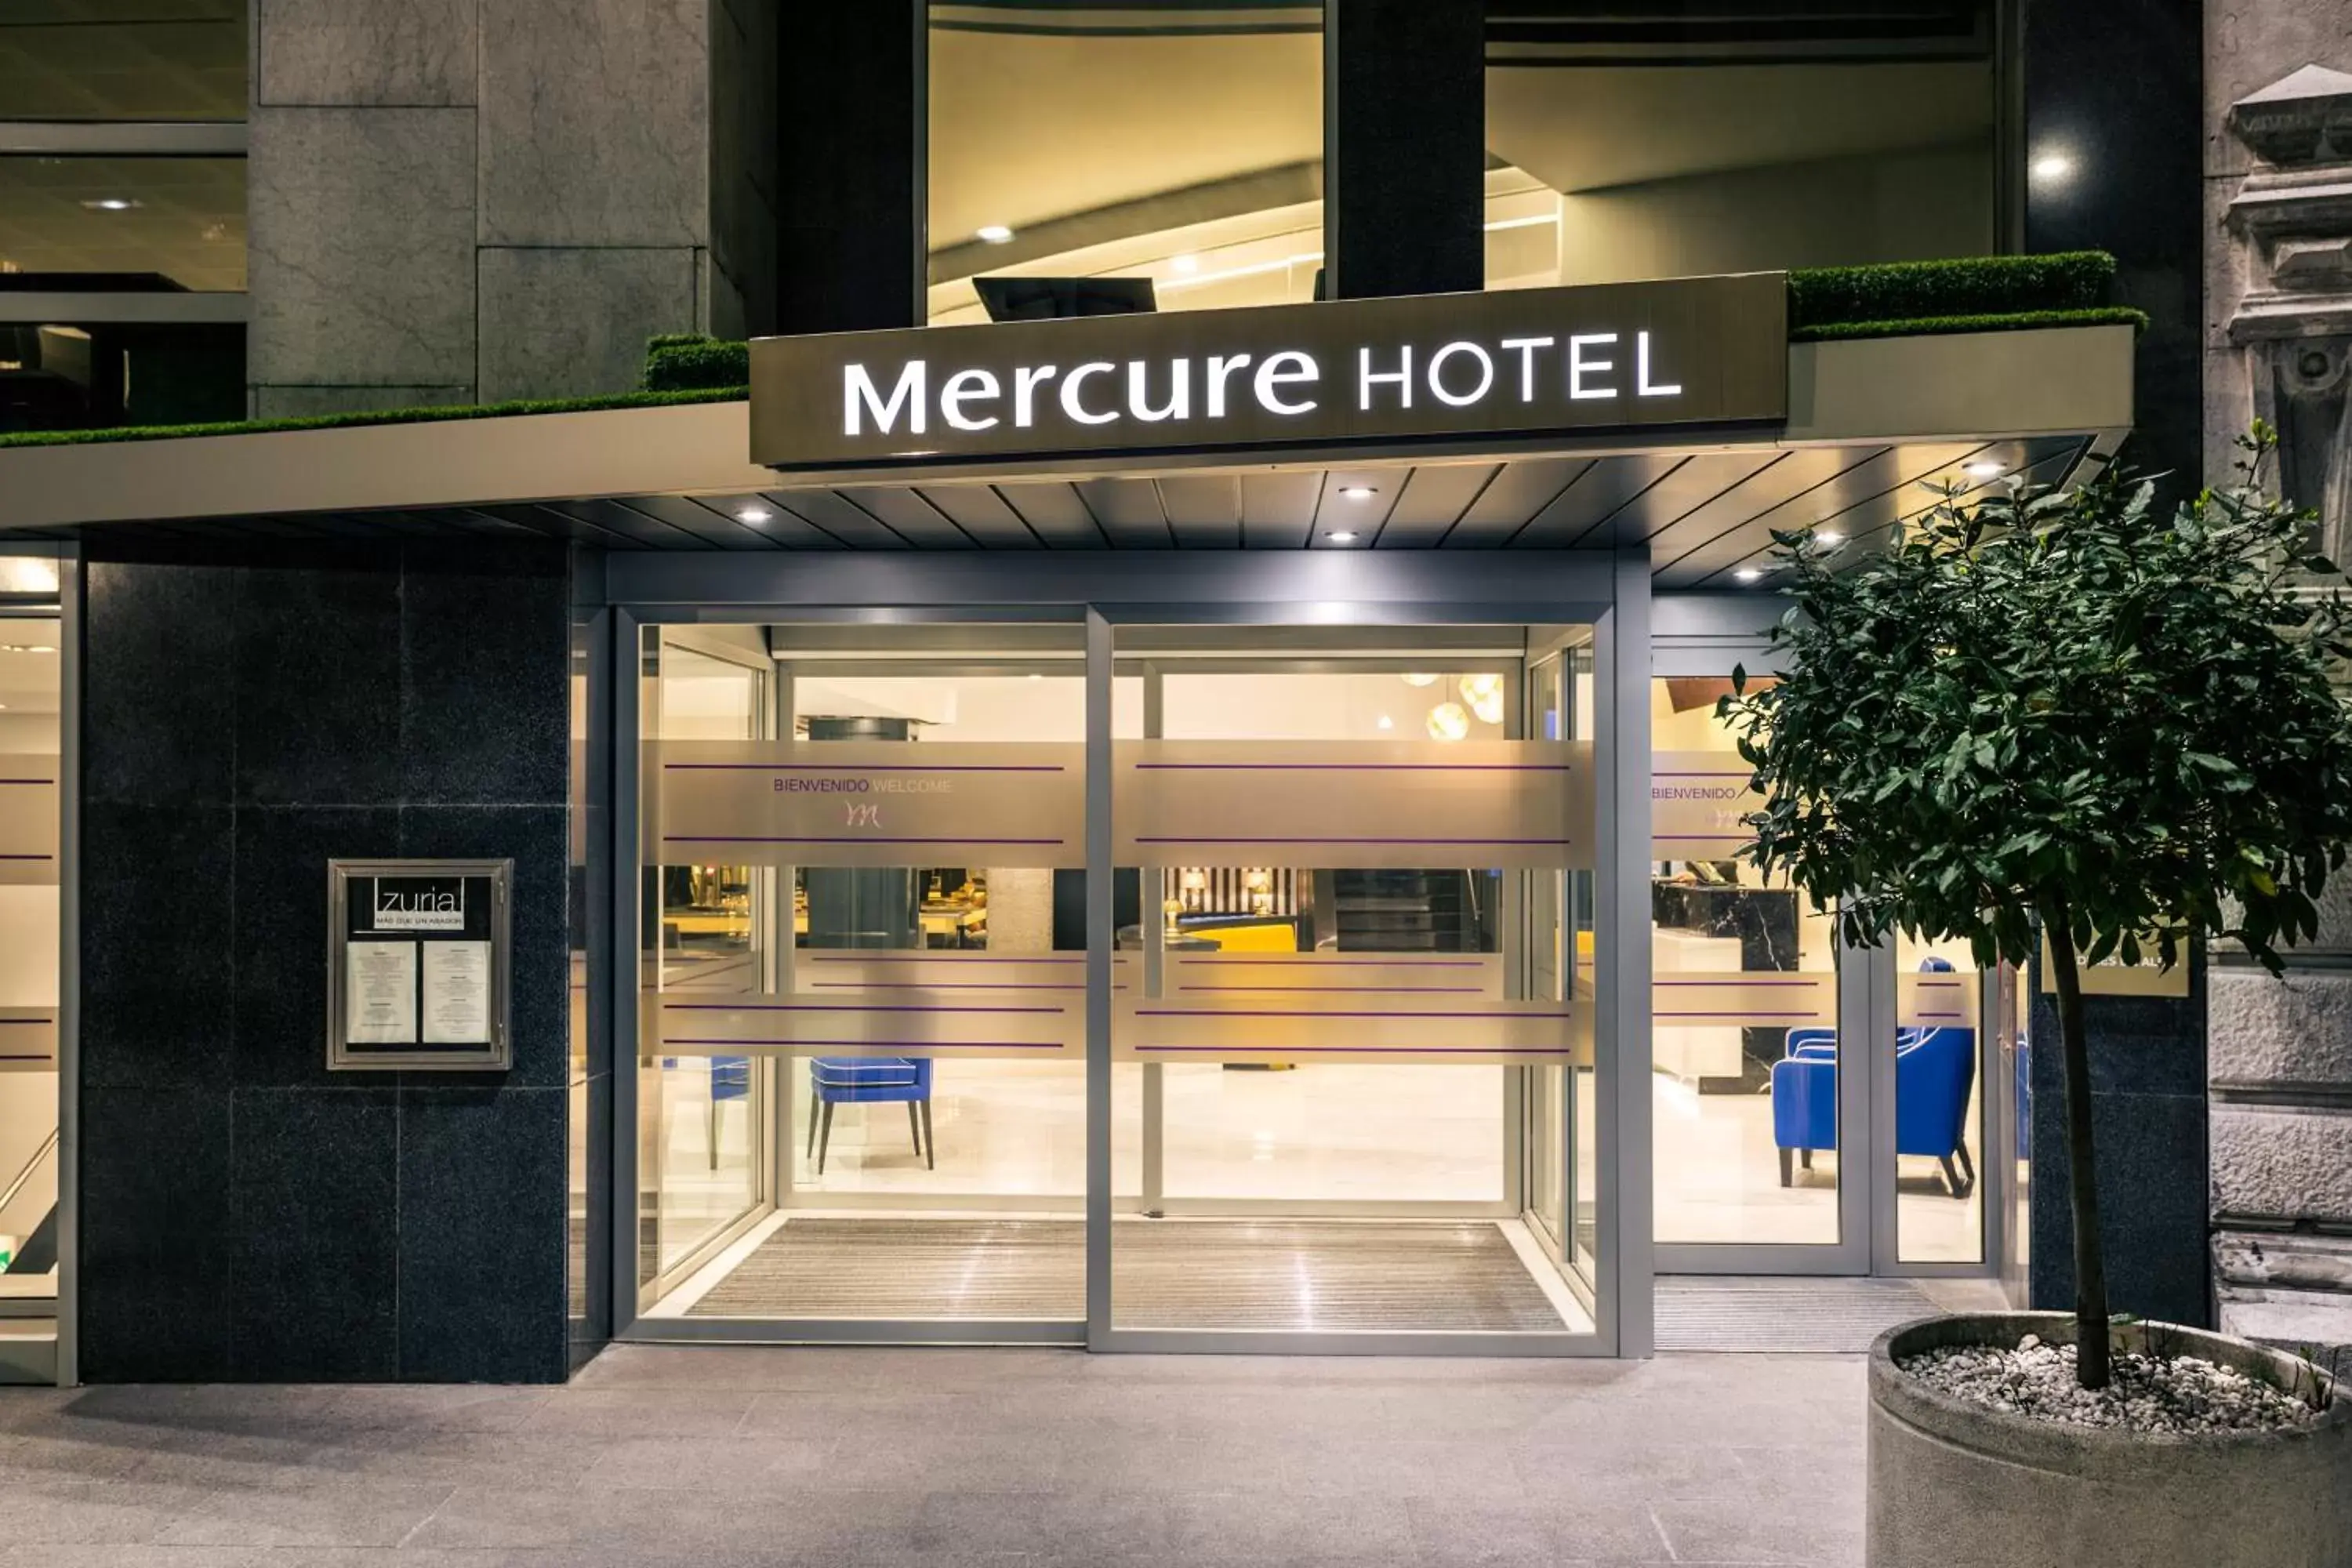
[[644, 336, 751, 392], [1784, 251, 2117, 333], [0, 384, 746, 450], [1791, 305, 2147, 343]]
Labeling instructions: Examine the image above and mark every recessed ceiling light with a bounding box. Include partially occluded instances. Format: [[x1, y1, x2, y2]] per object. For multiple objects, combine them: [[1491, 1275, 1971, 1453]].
[[80, 198, 138, 212], [976, 224, 1014, 245], [2030, 153, 2074, 183], [1816, 529, 1844, 545], [1326, 530, 1359, 544], [1733, 568, 1763, 583], [1339, 485, 1377, 501], [0, 643, 56, 654], [1964, 460, 2004, 479], [1171, 253, 1199, 274], [1376, 714, 1393, 730], [737, 506, 771, 524]]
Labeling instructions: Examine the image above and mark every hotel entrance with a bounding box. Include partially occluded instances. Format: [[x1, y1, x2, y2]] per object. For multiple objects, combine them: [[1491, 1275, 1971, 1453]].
[[612, 551, 1638, 1354]]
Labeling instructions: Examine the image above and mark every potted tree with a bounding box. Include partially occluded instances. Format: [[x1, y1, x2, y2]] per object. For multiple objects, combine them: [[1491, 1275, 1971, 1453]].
[[1719, 429, 2352, 1568]]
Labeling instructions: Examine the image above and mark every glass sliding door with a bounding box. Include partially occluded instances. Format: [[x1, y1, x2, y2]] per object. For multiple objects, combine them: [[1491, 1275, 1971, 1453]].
[[1649, 672, 1860, 1270], [637, 635, 773, 1301], [635, 622, 1091, 1331], [1107, 626, 1597, 1344]]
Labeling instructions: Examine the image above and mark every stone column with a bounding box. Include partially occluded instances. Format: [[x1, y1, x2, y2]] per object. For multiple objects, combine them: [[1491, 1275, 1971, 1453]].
[[2208, 51, 2352, 1377]]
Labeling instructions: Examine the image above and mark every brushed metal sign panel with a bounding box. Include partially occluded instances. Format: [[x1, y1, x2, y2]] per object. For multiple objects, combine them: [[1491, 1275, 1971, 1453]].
[[751, 273, 1788, 472]]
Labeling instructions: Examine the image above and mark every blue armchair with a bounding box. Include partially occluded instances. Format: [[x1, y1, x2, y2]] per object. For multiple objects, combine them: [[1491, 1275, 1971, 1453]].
[[808, 1057, 935, 1174], [1769, 1025, 1979, 1197], [708, 1056, 750, 1170]]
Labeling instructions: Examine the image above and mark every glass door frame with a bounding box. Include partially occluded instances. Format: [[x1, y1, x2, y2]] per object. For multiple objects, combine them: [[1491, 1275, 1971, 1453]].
[[602, 546, 1645, 1356], [633, 630, 779, 1314], [1650, 593, 2007, 1280]]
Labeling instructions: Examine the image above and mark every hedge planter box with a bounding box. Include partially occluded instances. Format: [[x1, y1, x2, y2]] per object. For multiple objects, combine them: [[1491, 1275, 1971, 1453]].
[[1867, 1313, 2350, 1568]]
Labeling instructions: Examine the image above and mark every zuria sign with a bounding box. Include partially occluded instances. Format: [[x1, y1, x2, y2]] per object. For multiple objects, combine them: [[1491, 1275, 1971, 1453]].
[[749, 273, 1788, 472]]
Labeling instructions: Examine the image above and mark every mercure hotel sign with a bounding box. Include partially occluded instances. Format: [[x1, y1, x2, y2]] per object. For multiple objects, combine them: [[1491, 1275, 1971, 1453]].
[[750, 272, 1788, 471]]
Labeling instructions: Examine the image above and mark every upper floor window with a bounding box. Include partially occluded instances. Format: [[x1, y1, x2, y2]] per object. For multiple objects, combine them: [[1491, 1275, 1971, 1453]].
[[926, 2, 1324, 324], [1, 2, 249, 122]]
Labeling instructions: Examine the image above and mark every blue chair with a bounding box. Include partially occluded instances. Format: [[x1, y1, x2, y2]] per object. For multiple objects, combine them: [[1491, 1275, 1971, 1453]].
[[708, 1056, 750, 1170], [1769, 975, 1979, 1196], [808, 1057, 934, 1174]]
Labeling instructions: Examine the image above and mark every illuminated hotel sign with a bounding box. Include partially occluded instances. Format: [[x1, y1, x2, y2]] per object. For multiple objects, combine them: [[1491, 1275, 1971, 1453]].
[[750, 272, 1788, 471]]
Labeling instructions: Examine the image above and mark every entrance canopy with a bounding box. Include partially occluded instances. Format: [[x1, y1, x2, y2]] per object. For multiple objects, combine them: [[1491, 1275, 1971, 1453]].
[[0, 280, 2130, 589]]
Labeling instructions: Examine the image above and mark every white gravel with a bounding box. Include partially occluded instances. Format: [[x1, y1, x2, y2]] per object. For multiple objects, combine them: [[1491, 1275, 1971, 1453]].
[[1898, 1334, 2327, 1434]]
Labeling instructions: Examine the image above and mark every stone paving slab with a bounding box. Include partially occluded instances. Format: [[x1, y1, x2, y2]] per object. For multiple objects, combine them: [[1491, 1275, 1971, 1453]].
[[0, 1347, 1867, 1566]]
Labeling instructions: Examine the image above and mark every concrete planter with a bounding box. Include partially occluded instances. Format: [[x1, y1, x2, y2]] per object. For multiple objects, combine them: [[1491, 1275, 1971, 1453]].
[[1867, 1312, 2351, 1568]]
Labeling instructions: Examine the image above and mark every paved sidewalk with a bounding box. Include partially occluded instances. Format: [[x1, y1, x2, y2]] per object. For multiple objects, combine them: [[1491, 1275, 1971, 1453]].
[[0, 1346, 1865, 1566]]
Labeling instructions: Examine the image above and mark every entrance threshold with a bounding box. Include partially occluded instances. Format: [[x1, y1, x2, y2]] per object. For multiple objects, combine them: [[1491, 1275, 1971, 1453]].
[[1653, 1276, 2005, 1353]]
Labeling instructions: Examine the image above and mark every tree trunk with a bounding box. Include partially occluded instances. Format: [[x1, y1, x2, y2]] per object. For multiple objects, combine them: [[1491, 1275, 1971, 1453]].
[[2044, 899, 2111, 1390]]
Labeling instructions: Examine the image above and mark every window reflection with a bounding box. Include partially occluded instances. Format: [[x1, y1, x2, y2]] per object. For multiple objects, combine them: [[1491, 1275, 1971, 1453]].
[[0, 157, 247, 292], [925, 3, 1325, 324], [0, 3, 248, 122]]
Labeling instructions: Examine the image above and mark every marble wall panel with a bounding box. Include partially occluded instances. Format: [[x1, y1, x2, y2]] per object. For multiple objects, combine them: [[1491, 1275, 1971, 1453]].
[[477, 246, 699, 401], [478, 0, 709, 249], [257, 0, 477, 107], [248, 107, 478, 392]]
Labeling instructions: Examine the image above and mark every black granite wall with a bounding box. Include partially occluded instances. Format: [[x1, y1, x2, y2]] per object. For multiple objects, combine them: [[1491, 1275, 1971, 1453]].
[[1325, 0, 1486, 298], [80, 539, 575, 1383], [2024, 0, 2205, 506], [2027, 947, 2211, 1327]]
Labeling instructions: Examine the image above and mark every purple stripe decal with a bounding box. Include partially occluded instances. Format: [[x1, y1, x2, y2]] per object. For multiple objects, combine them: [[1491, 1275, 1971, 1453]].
[[0, 779, 54, 786], [1657, 1011, 1825, 1019], [808, 955, 1083, 966], [0, 855, 53, 862], [663, 836, 1065, 845], [1135, 763, 1570, 773], [1177, 985, 1486, 994], [1175, 958, 1483, 968], [1134, 837, 1570, 846], [1653, 834, 1747, 840], [0, 1054, 52, 1062], [665, 1002, 1061, 1014], [1653, 771, 1751, 779], [811, 982, 1091, 993], [666, 763, 1065, 773], [666, 1039, 1067, 1051], [1656, 978, 1822, 987], [1135, 1007, 1572, 1020], [1136, 1049, 1579, 1058], [1915, 1011, 1966, 1019]]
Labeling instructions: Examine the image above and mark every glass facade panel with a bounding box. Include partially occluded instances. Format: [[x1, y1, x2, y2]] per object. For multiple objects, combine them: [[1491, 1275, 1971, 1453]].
[[1484, 20, 1995, 286], [638, 638, 771, 1294], [1110, 634, 1596, 1337], [925, 4, 1324, 324], [636, 625, 1094, 1324], [0, 156, 247, 291], [1896, 930, 1984, 1263], [0, 590, 60, 1307], [0, 4, 248, 122], [1650, 675, 1842, 1247]]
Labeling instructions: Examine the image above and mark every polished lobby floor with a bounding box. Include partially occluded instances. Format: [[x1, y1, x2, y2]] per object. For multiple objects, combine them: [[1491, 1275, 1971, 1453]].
[[648, 1055, 1986, 1275], [674, 1216, 1586, 1331], [0, 1345, 1871, 1566]]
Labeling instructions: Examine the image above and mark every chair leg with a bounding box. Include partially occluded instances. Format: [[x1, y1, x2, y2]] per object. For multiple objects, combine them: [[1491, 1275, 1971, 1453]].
[[1939, 1152, 1967, 1198], [1956, 1142, 1977, 1189], [907, 1100, 923, 1158], [1778, 1147, 1794, 1187], [1799, 1148, 1813, 1171], [806, 1099, 819, 1160], [816, 1100, 835, 1175], [708, 1098, 720, 1171], [919, 1099, 935, 1171]]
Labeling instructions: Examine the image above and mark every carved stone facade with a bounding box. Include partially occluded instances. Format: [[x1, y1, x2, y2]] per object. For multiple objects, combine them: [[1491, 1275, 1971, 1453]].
[[2209, 38, 2352, 1374]]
